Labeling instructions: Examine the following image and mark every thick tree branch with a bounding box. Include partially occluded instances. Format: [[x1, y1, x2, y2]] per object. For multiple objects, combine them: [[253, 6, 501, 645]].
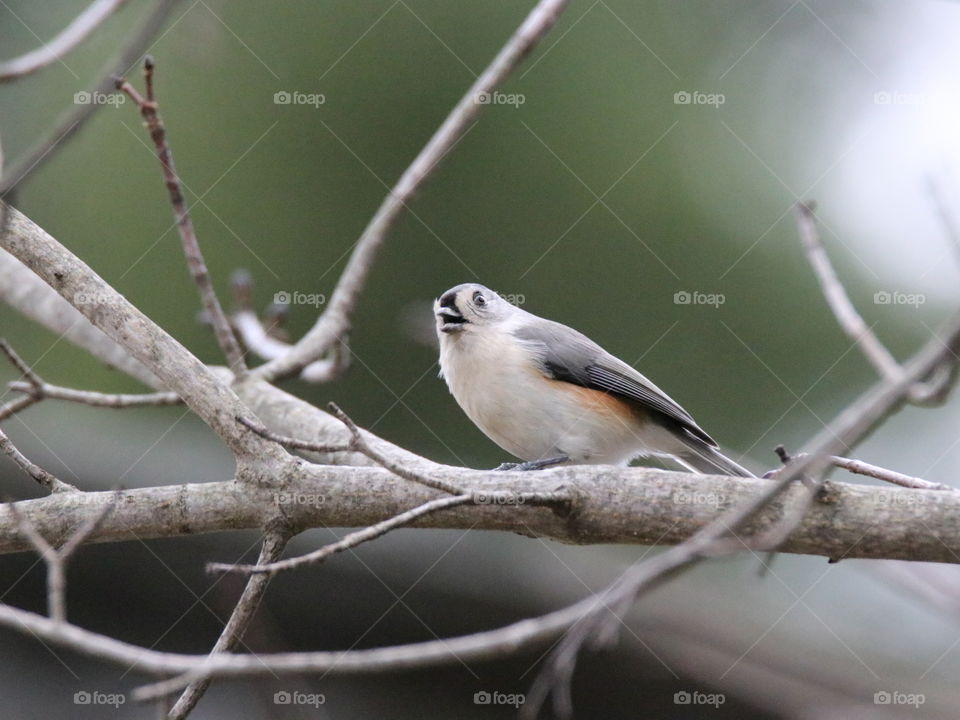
[[0, 201, 279, 459], [254, 0, 570, 382], [0, 464, 958, 561]]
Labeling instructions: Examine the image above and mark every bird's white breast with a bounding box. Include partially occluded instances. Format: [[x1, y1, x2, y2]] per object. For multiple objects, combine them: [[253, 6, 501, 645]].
[[438, 326, 664, 464]]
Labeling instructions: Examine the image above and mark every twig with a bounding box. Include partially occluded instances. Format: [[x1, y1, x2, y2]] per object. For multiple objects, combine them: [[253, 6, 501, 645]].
[[772, 448, 953, 492], [794, 202, 903, 382], [0, 0, 130, 81], [167, 529, 290, 719], [253, 0, 571, 382], [6, 496, 115, 621], [795, 202, 958, 404], [2, 336, 180, 408], [0, 394, 38, 422], [238, 407, 464, 496], [0, 337, 42, 386], [209, 494, 474, 577], [115, 59, 246, 374], [0, 427, 78, 493], [0, 0, 180, 195], [8, 380, 180, 408], [231, 308, 348, 383]]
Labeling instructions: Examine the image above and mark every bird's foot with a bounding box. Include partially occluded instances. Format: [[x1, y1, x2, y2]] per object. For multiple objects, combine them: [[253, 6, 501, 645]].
[[494, 455, 569, 471]]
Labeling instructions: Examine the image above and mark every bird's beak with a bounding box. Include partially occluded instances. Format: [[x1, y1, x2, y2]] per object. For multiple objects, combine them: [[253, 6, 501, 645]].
[[436, 297, 467, 333]]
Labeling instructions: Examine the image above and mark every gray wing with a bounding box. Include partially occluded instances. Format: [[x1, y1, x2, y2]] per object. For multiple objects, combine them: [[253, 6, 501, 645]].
[[514, 319, 717, 447]]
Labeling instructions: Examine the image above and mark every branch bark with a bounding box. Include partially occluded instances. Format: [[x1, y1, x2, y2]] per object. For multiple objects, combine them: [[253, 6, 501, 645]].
[[1, 464, 959, 562]]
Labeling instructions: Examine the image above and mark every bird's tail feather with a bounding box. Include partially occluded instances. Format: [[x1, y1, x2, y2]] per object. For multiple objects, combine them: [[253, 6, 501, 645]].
[[676, 442, 755, 478]]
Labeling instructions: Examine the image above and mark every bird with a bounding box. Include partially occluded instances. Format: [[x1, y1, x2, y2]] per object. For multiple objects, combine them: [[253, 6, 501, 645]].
[[434, 283, 753, 476]]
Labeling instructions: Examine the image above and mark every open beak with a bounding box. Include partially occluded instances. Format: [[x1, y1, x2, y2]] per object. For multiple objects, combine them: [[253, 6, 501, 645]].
[[436, 295, 468, 333]]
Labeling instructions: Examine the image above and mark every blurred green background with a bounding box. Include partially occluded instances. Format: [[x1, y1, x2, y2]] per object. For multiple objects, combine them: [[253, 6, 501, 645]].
[[3, 0, 960, 717]]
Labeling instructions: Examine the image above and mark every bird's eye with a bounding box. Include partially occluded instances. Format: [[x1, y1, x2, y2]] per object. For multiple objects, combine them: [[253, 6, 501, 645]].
[[473, 291, 486, 307]]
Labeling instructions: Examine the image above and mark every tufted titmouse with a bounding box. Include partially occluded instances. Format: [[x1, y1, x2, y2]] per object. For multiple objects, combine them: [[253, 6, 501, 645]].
[[434, 283, 753, 476]]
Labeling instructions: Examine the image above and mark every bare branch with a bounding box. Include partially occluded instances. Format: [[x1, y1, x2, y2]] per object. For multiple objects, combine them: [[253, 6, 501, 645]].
[[209, 495, 473, 577], [7, 496, 114, 621], [254, 0, 571, 382], [168, 529, 289, 719], [0, 337, 42, 386], [8, 380, 180, 408], [0, 427, 78, 493], [795, 201, 959, 405], [0, 0, 180, 195], [794, 202, 903, 382], [115, 60, 247, 374], [0, 0, 131, 82], [229, 272, 349, 382], [0, 394, 38, 422]]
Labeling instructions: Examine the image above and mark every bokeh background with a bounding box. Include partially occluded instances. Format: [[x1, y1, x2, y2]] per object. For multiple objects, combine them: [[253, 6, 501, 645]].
[[3, 0, 960, 717]]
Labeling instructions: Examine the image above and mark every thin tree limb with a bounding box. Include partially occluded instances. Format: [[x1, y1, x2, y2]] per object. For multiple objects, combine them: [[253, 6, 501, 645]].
[[253, 0, 570, 382], [0, 0, 181, 195], [116, 60, 247, 374], [208, 494, 474, 577], [0, 0, 131, 81], [167, 529, 289, 719], [0, 426, 78, 493]]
